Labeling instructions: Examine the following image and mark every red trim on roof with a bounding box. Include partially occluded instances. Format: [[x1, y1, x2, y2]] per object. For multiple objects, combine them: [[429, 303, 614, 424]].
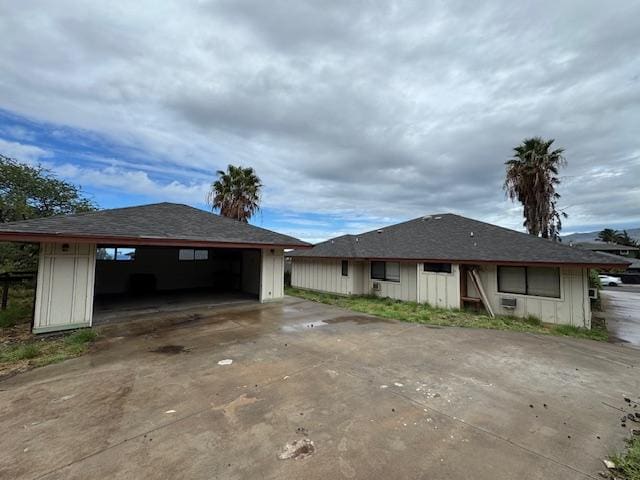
[[0, 232, 311, 250]]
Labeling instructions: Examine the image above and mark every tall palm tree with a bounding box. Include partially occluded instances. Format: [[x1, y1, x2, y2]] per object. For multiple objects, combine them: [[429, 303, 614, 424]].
[[504, 137, 567, 240], [206, 165, 261, 222], [596, 228, 620, 243]]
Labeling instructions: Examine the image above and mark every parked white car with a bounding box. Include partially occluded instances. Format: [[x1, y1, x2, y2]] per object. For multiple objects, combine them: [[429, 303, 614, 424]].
[[599, 274, 622, 286]]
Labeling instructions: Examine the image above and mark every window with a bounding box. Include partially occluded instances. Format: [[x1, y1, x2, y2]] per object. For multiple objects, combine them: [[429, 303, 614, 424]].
[[497, 266, 560, 298], [96, 247, 136, 261], [179, 249, 208, 261], [341, 260, 349, 277], [423, 263, 452, 273], [371, 261, 400, 282]]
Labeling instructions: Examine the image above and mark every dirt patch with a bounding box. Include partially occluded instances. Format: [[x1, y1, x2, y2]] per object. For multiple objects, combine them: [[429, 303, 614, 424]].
[[277, 438, 315, 460], [151, 345, 188, 354]]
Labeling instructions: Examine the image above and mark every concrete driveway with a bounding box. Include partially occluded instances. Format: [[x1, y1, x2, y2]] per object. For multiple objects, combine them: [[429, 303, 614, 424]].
[[601, 285, 640, 348], [1, 297, 639, 480]]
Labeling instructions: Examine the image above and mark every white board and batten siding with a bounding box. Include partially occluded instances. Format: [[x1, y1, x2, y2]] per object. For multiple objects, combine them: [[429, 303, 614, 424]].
[[291, 258, 354, 295], [470, 265, 591, 328], [34, 242, 96, 333], [368, 262, 418, 302], [417, 264, 461, 309], [260, 248, 285, 302]]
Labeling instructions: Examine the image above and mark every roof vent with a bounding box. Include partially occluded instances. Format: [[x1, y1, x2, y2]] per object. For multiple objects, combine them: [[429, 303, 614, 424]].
[[422, 215, 432, 221], [331, 240, 335, 244], [355, 237, 359, 242], [470, 231, 474, 237], [377, 229, 384, 233], [434, 216, 442, 220]]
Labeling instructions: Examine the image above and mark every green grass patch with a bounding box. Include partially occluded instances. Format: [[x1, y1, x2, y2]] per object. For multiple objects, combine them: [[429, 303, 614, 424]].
[[0, 328, 98, 373], [286, 287, 607, 340], [0, 285, 34, 328], [610, 436, 640, 480]]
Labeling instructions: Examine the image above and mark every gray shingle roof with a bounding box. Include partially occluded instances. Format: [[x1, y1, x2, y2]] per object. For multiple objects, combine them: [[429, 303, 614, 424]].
[[574, 242, 640, 251], [289, 214, 630, 267], [0, 203, 310, 248]]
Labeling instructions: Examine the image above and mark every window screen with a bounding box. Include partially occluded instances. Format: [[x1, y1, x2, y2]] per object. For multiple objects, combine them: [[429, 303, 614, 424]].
[[194, 249, 209, 260], [423, 263, 452, 273], [527, 267, 560, 298], [179, 249, 195, 261], [341, 260, 349, 276], [498, 266, 560, 298], [371, 261, 385, 280], [385, 262, 400, 282], [497, 267, 526, 294]]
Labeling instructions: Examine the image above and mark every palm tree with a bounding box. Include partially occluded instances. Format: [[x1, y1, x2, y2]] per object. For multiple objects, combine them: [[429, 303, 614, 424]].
[[596, 228, 620, 243], [504, 137, 567, 239], [206, 165, 261, 222]]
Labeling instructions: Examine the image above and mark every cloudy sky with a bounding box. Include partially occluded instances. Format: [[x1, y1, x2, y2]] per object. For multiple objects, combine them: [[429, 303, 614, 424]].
[[1, 1, 639, 242]]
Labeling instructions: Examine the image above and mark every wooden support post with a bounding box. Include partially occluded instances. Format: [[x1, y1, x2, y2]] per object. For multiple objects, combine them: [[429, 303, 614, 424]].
[[470, 268, 495, 318], [1, 281, 8, 311]]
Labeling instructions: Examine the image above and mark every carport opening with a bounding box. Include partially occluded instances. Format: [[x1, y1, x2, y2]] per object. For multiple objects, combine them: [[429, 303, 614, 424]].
[[92, 245, 260, 323]]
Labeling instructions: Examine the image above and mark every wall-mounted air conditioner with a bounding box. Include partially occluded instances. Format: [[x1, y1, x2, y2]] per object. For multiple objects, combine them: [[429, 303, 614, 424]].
[[588, 288, 598, 300], [500, 297, 517, 309], [372, 282, 381, 291]]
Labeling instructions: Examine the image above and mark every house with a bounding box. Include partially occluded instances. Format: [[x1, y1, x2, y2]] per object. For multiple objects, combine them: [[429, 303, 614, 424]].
[[288, 214, 629, 328], [0, 203, 310, 333], [574, 242, 640, 257]]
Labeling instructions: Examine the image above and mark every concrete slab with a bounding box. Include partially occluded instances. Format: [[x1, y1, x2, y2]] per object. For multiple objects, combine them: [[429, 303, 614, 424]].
[[1, 297, 639, 479], [601, 286, 640, 348]]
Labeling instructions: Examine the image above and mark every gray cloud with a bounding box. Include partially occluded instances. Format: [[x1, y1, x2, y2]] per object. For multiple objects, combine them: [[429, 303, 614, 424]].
[[0, 0, 639, 239]]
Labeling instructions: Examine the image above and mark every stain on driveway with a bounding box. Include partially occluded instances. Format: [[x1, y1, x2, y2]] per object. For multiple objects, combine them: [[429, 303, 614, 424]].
[[0, 297, 639, 479]]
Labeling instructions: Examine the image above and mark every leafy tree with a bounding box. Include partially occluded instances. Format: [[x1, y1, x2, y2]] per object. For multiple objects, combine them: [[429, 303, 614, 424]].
[[0, 154, 95, 223], [504, 137, 567, 240], [0, 154, 96, 272], [616, 230, 638, 248], [596, 228, 620, 243], [206, 165, 261, 222]]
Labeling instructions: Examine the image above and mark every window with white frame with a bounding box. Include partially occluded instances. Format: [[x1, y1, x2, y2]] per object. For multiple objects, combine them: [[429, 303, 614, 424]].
[[371, 261, 400, 282], [497, 266, 560, 298], [179, 249, 209, 261]]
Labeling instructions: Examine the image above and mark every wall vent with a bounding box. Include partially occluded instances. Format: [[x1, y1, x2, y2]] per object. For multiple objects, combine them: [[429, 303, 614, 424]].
[[372, 282, 381, 291], [500, 297, 517, 309]]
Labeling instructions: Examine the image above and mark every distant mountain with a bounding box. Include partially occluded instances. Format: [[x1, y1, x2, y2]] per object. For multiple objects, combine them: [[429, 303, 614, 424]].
[[562, 228, 640, 244]]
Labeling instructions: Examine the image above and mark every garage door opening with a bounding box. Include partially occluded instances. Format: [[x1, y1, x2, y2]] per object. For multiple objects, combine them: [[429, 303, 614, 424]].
[[92, 245, 261, 324]]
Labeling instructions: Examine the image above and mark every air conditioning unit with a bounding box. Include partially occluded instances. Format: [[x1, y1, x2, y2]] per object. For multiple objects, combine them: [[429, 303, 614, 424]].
[[372, 282, 381, 291], [500, 297, 517, 309], [588, 288, 598, 300]]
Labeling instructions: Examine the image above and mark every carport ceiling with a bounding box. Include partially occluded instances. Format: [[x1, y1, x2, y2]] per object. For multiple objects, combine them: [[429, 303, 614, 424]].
[[0, 202, 311, 249]]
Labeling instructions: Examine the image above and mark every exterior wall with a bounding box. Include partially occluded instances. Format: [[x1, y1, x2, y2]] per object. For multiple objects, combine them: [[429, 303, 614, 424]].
[[260, 248, 284, 302], [291, 258, 354, 295], [34, 242, 96, 333], [468, 265, 592, 327], [368, 261, 418, 302], [417, 264, 461, 309], [241, 250, 261, 295]]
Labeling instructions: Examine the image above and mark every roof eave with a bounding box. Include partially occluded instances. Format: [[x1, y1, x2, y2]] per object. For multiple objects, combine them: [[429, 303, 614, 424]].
[[287, 254, 629, 269], [0, 231, 312, 249]]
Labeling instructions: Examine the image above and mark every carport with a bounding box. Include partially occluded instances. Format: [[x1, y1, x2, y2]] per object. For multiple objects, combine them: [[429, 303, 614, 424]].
[[0, 203, 309, 333]]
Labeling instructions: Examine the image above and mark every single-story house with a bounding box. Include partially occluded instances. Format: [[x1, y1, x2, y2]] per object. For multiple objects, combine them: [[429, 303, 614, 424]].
[[288, 214, 630, 328], [574, 242, 640, 257], [0, 203, 309, 333]]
